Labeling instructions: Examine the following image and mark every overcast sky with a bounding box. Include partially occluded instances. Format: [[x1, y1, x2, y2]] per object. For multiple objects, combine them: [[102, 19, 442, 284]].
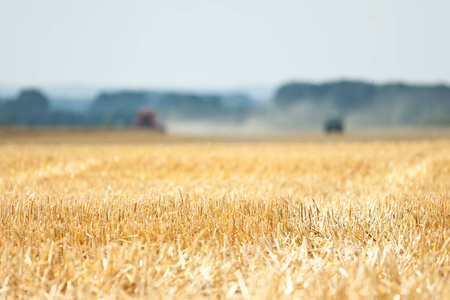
[[1, 0, 449, 88]]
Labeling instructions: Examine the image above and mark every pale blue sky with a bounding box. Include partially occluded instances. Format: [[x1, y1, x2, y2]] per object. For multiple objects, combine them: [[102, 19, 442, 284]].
[[1, 0, 449, 88]]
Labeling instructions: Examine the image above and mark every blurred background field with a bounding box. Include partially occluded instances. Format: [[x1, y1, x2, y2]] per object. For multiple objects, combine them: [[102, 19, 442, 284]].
[[1, 127, 450, 145]]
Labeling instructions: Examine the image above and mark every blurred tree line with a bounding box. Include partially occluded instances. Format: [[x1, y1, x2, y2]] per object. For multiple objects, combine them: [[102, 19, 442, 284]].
[[0, 80, 449, 128], [274, 81, 450, 127], [0, 89, 255, 127]]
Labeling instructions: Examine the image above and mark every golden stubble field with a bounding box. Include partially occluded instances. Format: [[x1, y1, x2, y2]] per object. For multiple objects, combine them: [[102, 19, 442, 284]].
[[0, 130, 449, 299]]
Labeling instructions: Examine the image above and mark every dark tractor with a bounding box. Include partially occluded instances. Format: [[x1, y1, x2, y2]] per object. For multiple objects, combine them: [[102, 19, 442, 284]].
[[324, 117, 344, 133]]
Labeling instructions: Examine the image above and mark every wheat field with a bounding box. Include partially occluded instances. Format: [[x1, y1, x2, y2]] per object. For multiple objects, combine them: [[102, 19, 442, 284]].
[[0, 131, 449, 299]]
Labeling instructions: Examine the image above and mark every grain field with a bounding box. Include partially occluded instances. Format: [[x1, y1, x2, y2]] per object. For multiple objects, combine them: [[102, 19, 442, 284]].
[[0, 133, 449, 299]]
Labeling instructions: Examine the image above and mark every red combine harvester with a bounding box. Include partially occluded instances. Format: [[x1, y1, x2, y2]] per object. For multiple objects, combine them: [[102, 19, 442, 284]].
[[135, 108, 164, 132]]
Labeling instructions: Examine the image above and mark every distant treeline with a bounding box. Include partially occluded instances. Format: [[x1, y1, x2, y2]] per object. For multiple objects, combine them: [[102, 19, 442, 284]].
[[1, 80, 449, 129], [0, 90, 255, 127], [274, 81, 450, 127]]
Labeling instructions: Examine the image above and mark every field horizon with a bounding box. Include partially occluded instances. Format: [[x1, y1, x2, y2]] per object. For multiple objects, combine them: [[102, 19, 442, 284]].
[[1, 127, 449, 145]]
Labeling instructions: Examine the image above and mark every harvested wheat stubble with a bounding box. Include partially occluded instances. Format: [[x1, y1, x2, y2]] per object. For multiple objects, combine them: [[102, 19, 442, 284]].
[[0, 140, 449, 299]]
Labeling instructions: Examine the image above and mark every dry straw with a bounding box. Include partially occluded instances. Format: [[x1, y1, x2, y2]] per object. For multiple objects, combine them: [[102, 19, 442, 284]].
[[0, 140, 449, 298]]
